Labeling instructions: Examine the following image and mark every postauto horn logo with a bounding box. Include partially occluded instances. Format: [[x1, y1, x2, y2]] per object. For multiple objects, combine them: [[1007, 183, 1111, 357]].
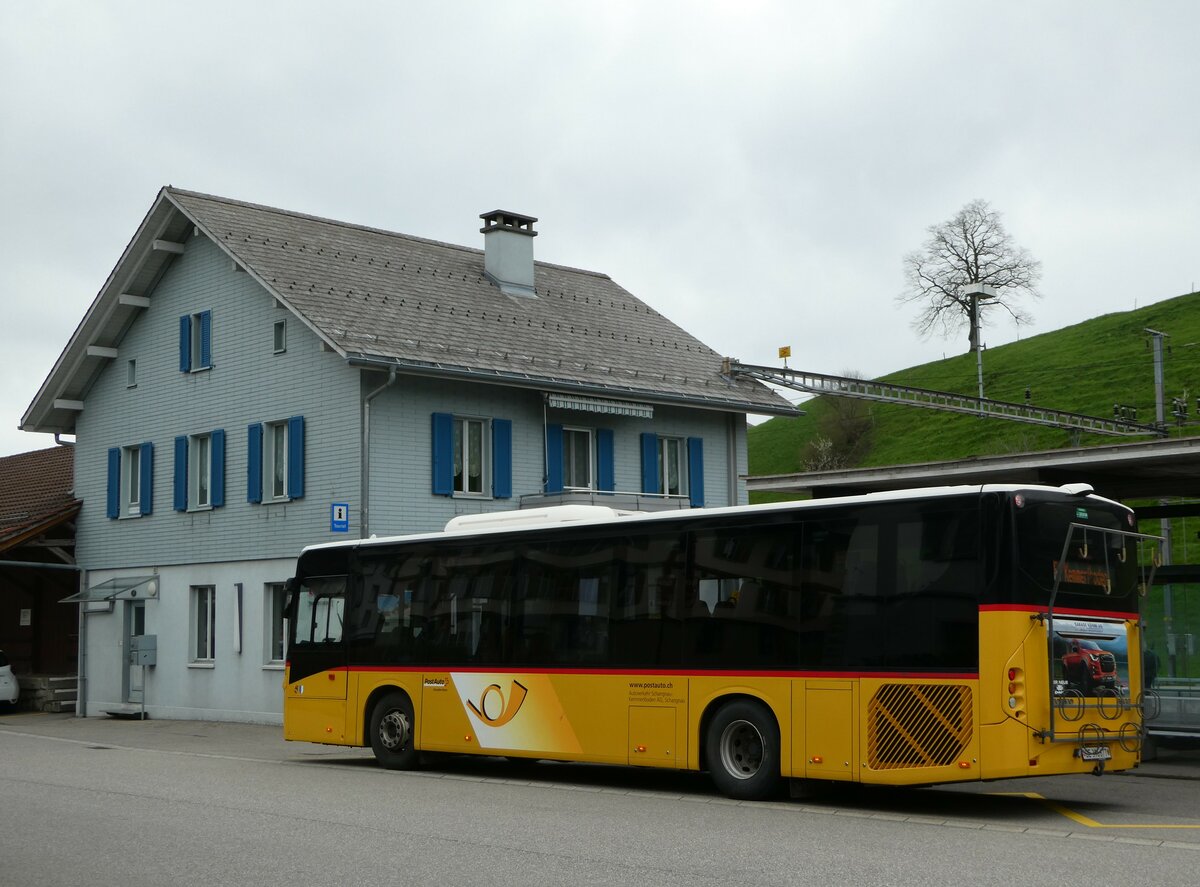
[[465, 680, 528, 727], [452, 673, 582, 753]]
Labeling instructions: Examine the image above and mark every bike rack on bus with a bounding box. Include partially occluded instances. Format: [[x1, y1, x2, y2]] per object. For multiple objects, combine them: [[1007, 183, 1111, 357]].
[[1033, 523, 1164, 760]]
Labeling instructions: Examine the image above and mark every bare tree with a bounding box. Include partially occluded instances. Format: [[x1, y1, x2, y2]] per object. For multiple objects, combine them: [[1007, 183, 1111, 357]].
[[898, 199, 1042, 353]]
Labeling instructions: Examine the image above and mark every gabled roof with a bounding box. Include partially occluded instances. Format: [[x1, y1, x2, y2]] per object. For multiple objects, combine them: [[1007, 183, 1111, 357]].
[[0, 446, 80, 552], [23, 187, 796, 433]]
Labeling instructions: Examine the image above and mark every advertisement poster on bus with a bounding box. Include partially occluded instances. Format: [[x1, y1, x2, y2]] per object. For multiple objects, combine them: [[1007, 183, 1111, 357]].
[[1051, 616, 1130, 697]]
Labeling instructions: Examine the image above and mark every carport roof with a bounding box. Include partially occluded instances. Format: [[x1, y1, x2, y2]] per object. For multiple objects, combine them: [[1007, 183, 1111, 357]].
[[747, 435, 1200, 502]]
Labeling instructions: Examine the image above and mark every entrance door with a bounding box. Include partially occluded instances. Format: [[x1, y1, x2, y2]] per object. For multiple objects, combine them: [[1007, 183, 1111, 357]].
[[124, 600, 146, 704]]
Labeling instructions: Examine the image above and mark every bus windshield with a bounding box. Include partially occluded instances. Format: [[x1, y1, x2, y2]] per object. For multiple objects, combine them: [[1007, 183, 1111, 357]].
[[1013, 496, 1141, 611], [294, 575, 346, 646]]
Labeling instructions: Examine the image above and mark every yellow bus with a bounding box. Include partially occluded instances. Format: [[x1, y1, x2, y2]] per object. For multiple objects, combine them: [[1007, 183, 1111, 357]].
[[283, 484, 1160, 800]]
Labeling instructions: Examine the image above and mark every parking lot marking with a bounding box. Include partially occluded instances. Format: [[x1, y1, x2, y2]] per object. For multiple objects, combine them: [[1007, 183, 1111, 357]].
[[993, 792, 1200, 829]]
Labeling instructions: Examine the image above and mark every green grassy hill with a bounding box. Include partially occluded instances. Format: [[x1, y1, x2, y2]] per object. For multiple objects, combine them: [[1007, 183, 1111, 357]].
[[749, 290, 1200, 481], [747, 291, 1200, 677]]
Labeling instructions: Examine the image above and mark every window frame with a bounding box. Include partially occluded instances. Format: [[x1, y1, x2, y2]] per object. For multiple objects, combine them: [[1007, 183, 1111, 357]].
[[126, 358, 137, 388], [180, 310, 213, 373], [453, 416, 491, 498], [658, 436, 688, 498], [122, 445, 141, 517], [273, 319, 287, 354], [190, 585, 216, 664], [264, 582, 287, 667], [189, 433, 212, 510], [562, 427, 595, 490], [265, 420, 289, 502]]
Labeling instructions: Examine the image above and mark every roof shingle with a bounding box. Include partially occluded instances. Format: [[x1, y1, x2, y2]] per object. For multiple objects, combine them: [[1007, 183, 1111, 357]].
[[167, 189, 793, 414]]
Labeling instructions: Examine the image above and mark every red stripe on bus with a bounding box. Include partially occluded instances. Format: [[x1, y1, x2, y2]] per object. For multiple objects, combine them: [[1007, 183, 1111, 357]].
[[979, 603, 1137, 620], [328, 665, 979, 680]]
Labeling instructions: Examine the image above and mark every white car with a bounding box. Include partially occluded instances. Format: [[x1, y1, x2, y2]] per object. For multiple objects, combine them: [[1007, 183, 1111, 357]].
[[0, 650, 18, 708]]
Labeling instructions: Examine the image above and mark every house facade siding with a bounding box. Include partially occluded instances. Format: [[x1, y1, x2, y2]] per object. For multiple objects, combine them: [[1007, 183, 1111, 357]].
[[82, 559, 293, 723], [75, 232, 362, 569], [364, 378, 746, 536]]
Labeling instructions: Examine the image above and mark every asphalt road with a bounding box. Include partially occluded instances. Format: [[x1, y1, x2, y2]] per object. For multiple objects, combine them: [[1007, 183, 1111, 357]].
[[1, 713, 1198, 886]]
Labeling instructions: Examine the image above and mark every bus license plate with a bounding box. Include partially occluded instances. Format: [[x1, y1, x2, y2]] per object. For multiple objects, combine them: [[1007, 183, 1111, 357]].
[[1078, 747, 1112, 762]]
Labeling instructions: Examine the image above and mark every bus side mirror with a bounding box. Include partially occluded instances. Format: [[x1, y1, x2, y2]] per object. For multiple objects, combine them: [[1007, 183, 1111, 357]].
[[283, 577, 298, 614]]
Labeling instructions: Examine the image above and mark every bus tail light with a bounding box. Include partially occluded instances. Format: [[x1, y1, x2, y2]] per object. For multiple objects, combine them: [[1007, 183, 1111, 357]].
[[1007, 666, 1026, 717]]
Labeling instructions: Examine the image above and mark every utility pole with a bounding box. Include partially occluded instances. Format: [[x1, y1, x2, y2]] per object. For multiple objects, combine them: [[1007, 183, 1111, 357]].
[[963, 283, 998, 409], [1146, 327, 1175, 677], [1146, 328, 1168, 429]]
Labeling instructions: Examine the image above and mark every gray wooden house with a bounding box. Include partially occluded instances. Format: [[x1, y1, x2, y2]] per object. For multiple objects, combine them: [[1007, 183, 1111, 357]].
[[21, 188, 794, 723]]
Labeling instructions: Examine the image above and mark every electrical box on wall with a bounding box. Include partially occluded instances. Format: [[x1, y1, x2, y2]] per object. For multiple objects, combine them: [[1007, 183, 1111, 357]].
[[130, 634, 157, 666]]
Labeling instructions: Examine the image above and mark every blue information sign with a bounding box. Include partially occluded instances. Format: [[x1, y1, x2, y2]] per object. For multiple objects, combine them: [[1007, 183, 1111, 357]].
[[330, 503, 350, 533]]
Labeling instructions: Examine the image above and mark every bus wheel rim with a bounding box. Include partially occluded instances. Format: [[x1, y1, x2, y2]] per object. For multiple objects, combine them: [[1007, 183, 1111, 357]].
[[719, 719, 764, 780], [380, 710, 410, 750]]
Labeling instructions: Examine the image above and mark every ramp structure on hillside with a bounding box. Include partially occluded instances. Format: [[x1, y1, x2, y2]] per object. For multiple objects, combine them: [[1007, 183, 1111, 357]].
[[723, 360, 1167, 439]]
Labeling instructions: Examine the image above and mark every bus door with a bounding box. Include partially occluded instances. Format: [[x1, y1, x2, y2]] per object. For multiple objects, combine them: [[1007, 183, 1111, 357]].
[[287, 575, 348, 701]]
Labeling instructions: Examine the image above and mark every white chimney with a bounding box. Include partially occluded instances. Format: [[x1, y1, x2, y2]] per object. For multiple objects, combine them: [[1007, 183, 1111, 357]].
[[480, 210, 537, 298]]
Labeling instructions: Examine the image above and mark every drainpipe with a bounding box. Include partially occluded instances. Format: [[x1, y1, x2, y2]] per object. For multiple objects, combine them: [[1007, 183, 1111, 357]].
[[77, 571, 87, 717], [361, 367, 398, 538], [727, 414, 739, 506]]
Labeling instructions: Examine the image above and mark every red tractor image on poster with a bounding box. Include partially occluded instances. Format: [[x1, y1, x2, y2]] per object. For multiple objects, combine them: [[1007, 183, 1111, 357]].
[[1061, 638, 1118, 694]]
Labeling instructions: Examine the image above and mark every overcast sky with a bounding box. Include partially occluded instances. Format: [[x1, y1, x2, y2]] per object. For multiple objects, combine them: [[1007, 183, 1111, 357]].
[[2, 1, 1198, 457]]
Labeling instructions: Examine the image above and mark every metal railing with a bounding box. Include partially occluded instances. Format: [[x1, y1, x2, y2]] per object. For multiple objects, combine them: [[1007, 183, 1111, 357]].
[[723, 359, 1166, 438]]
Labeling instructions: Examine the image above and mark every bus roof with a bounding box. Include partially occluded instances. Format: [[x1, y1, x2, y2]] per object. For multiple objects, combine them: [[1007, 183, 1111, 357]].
[[295, 482, 1132, 559]]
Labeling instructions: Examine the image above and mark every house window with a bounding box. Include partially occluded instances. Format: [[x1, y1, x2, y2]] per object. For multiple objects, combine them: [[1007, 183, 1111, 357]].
[[108, 442, 154, 519], [267, 421, 288, 500], [127, 359, 137, 388], [640, 434, 704, 507], [247, 417, 305, 503], [265, 582, 287, 665], [191, 585, 216, 663], [563, 427, 594, 489], [124, 445, 142, 512], [454, 417, 489, 496], [659, 437, 687, 497], [179, 310, 212, 372], [191, 434, 211, 508], [273, 319, 287, 354], [174, 431, 225, 512], [431, 413, 510, 499]]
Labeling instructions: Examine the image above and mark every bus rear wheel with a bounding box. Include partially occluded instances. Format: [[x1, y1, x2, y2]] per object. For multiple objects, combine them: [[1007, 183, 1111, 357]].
[[369, 692, 417, 770], [705, 699, 781, 801]]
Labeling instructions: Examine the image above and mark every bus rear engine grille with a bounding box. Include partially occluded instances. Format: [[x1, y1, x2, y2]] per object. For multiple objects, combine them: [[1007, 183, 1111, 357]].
[[867, 684, 974, 770]]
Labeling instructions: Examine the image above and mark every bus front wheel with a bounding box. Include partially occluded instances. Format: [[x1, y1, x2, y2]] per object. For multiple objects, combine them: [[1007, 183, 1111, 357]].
[[704, 699, 781, 800], [369, 692, 418, 770]]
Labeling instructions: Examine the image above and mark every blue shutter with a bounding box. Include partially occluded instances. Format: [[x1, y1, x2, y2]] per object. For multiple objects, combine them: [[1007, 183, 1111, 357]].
[[431, 413, 453, 495], [179, 315, 191, 372], [640, 433, 659, 495], [545, 424, 564, 493], [287, 416, 305, 499], [492, 419, 512, 499], [687, 437, 705, 508], [139, 442, 154, 515], [247, 423, 263, 503], [106, 447, 120, 518], [199, 310, 212, 369], [211, 429, 225, 508], [174, 436, 188, 512], [597, 429, 615, 492]]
